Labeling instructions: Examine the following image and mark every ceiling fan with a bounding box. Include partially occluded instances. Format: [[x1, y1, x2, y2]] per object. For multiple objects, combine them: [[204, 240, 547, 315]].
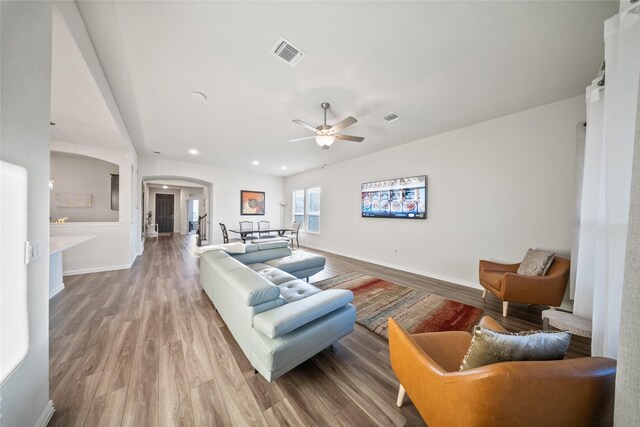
[[290, 102, 364, 149]]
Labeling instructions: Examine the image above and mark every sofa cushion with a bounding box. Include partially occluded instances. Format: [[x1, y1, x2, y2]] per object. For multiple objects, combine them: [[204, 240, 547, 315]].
[[517, 248, 555, 276], [196, 242, 245, 255], [231, 247, 293, 265], [265, 252, 326, 274], [251, 266, 297, 286], [278, 279, 321, 303], [252, 238, 290, 249], [244, 239, 290, 253], [459, 326, 571, 371]]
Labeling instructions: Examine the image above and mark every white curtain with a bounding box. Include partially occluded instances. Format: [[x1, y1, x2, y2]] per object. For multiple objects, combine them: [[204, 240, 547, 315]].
[[574, 2, 640, 359]]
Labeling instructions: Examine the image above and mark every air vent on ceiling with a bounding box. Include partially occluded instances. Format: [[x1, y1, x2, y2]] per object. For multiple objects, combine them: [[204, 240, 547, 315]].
[[382, 112, 399, 122], [272, 37, 305, 67]]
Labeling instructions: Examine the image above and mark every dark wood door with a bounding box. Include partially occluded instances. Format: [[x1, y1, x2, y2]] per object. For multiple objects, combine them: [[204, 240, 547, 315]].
[[156, 194, 174, 233]]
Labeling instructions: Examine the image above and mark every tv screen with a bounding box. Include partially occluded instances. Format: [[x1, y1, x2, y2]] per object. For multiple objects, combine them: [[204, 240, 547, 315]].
[[361, 175, 427, 219]]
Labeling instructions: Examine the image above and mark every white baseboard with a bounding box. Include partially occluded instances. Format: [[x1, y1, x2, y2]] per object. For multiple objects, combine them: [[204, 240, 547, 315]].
[[62, 260, 134, 276], [302, 243, 481, 291], [49, 282, 64, 299], [35, 400, 55, 427]]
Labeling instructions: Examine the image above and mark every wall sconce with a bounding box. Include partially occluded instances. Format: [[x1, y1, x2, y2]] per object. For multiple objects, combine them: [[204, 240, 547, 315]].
[[49, 179, 54, 190]]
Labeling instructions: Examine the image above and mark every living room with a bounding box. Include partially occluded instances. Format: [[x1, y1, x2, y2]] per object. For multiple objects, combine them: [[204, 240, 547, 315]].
[[1, 1, 639, 426]]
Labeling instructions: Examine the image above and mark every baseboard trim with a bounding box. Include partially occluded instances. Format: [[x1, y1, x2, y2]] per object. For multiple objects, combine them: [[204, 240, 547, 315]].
[[62, 261, 134, 276], [302, 243, 481, 291], [49, 282, 64, 299], [35, 400, 55, 427]]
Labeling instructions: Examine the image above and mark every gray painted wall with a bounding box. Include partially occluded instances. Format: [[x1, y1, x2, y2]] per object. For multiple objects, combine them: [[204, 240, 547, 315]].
[[50, 152, 119, 222], [615, 81, 640, 426], [0, 1, 53, 425]]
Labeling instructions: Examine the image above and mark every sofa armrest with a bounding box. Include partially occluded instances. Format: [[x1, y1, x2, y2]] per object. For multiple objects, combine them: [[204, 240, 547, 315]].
[[253, 289, 354, 338]]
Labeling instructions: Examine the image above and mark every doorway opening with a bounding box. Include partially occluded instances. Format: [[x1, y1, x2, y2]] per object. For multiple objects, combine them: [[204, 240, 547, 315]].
[[187, 199, 199, 235]]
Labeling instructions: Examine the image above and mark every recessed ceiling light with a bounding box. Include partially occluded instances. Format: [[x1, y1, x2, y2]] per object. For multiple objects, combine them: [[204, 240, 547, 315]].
[[188, 149, 199, 155], [191, 91, 207, 101], [281, 166, 287, 170], [162, 185, 168, 189], [252, 160, 260, 165], [153, 150, 161, 155]]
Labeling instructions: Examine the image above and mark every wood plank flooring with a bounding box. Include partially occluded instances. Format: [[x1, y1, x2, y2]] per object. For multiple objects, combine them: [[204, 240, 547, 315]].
[[49, 234, 589, 427]]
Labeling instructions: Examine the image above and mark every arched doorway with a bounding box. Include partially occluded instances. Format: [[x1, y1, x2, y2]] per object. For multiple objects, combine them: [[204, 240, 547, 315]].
[[142, 175, 213, 245]]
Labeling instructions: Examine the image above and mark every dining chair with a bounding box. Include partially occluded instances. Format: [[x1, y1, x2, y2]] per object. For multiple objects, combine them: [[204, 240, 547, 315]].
[[220, 223, 230, 243], [257, 220, 275, 239], [219, 223, 241, 244], [239, 221, 259, 242], [288, 220, 302, 249]]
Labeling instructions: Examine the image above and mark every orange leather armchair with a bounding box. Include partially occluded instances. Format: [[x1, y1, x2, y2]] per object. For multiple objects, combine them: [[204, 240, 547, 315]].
[[388, 316, 616, 427], [479, 257, 570, 317]]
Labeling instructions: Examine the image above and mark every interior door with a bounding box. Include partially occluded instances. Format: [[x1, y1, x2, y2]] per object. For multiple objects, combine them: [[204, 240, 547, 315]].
[[156, 194, 174, 233]]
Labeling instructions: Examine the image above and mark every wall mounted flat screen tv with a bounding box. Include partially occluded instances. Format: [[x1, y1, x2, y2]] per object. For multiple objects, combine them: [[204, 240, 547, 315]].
[[361, 175, 427, 219]]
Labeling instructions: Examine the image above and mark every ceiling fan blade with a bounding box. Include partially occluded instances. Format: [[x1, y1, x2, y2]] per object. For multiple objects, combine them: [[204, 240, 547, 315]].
[[329, 116, 357, 133], [288, 136, 317, 142], [335, 134, 364, 142], [292, 119, 319, 133]]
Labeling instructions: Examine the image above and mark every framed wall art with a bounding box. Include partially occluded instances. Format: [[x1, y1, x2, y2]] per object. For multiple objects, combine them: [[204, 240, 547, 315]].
[[55, 192, 92, 208], [240, 190, 265, 215]]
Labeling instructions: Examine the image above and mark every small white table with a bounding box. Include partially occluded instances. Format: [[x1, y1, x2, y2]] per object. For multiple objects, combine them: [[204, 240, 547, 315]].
[[542, 309, 592, 338], [49, 235, 95, 298], [146, 223, 159, 240]]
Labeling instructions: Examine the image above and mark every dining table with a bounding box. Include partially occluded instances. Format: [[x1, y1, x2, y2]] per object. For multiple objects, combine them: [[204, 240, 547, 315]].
[[228, 226, 295, 242]]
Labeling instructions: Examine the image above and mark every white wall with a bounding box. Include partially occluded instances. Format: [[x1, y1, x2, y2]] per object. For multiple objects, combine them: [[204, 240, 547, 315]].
[[140, 158, 285, 243], [54, 0, 144, 270], [50, 141, 139, 274], [0, 1, 53, 425], [50, 152, 119, 222], [285, 96, 584, 289]]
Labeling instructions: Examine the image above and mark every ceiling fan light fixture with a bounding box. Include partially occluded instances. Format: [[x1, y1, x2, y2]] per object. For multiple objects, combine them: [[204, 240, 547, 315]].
[[316, 134, 335, 148]]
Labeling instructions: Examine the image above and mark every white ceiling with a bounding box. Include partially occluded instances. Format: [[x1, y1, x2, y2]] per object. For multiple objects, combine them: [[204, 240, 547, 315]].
[[50, 5, 125, 150], [52, 1, 617, 177]]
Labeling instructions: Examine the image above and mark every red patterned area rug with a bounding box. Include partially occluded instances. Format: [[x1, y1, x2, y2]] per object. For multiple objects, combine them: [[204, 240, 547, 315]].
[[315, 272, 484, 339]]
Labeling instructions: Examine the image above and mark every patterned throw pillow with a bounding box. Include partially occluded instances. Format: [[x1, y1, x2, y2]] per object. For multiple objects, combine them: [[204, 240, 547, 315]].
[[517, 248, 555, 276], [459, 326, 571, 371]]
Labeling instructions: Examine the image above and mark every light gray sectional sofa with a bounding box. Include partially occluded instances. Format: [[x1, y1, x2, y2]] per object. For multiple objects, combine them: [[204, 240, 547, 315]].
[[230, 239, 326, 279], [199, 240, 356, 381]]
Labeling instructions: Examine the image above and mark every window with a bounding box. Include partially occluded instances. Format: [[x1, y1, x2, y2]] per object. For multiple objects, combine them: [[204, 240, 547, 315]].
[[306, 187, 321, 233], [292, 187, 321, 233], [293, 190, 305, 231]]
